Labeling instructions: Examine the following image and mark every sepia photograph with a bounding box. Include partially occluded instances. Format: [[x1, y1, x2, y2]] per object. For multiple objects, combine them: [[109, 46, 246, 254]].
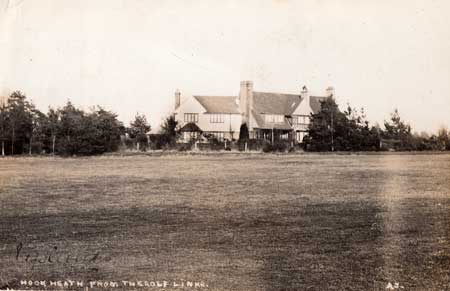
[[0, 1, 449, 290]]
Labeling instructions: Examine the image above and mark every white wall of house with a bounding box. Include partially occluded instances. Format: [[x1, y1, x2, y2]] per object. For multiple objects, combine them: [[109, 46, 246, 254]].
[[200, 113, 241, 140], [174, 94, 205, 119], [291, 91, 313, 142], [292, 98, 312, 117], [174, 94, 242, 140]]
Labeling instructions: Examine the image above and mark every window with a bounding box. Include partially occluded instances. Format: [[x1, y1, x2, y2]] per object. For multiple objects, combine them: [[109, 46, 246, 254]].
[[265, 114, 284, 123], [292, 115, 309, 125], [184, 113, 199, 123], [280, 133, 289, 140], [209, 114, 224, 123]]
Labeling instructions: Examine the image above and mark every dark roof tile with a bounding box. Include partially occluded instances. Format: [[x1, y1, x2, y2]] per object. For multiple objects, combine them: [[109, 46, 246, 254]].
[[252, 109, 294, 130], [193, 96, 239, 114], [310, 96, 329, 114], [252, 91, 301, 115]]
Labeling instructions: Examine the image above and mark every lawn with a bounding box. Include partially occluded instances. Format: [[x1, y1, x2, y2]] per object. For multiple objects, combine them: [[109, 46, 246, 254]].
[[0, 154, 449, 290]]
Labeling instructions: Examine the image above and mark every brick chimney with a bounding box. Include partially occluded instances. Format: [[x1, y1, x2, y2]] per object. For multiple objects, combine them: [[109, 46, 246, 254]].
[[239, 81, 253, 125], [174, 89, 181, 110]]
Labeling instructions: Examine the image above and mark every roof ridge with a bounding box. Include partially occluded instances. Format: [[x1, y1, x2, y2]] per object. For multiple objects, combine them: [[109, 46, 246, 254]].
[[193, 95, 237, 98], [253, 91, 300, 96]]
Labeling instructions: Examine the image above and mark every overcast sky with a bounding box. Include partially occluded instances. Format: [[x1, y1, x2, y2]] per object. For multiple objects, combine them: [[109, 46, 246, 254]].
[[0, 0, 449, 132]]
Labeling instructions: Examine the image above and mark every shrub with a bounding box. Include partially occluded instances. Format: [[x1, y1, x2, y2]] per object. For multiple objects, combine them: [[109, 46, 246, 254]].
[[262, 141, 273, 153], [239, 123, 249, 142], [177, 143, 192, 151], [273, 141, 288, 152]]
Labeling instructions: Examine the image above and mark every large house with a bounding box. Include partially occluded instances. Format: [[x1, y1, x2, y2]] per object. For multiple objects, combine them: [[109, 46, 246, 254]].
[[173, 81, 333, 143]]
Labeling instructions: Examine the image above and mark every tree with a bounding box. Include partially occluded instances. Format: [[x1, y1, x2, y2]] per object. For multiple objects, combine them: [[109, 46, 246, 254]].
[[128, 113, 151, 151], [56, 102, 123, 155], [54, 102, 124, 156], [26, 104, 46, 155], [6, 91, 33, 155], [88, 107, 124, 153], [0, 101, 7, 156], [46, 107, 60, 155], [307, 97, 346, 151], [239, 123, 249, 142], [129, 113, 151, 136], [306, 98, 380, 151], [0, 92, 127, 156], [382, 109, 414, 150], [437, 127, 450, 150], [158, 115, 179, 147], [344, 105, 380, 151], [57, 101, 85, 155]]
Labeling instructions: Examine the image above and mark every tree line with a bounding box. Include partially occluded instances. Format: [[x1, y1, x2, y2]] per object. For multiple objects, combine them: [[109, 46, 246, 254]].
[[0, 91, 169, 156], [305, 97, 450, 151], [0, 91, 125, 156]]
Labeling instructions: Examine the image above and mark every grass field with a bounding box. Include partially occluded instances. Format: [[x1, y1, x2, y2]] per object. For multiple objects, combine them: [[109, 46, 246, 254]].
[[0, 154, 450, 291]]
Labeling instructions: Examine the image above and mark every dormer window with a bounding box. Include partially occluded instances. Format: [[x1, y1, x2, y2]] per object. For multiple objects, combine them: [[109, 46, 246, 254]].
[[292, 115, 309, 125], [265, 114, 284, 123], [184, 113, 199, 123]]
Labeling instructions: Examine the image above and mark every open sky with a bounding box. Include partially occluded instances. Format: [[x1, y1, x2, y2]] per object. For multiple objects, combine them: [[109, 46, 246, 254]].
[[0, 0, 449, 132]]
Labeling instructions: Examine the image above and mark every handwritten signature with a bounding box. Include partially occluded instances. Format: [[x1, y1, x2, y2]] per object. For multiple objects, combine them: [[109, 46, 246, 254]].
[[15, 242, 110, 269]]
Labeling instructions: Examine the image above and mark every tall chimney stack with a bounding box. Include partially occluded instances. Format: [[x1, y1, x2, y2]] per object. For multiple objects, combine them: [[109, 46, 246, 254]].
[[326, 86, 335, 98], [174, 89, 181, 110], [301, 85, 309, 103], [239, 81, 253, 125]]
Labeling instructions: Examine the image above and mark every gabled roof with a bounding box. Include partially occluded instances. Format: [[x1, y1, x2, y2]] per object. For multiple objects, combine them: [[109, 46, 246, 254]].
[[310, 96, 329, 114], [250, 93, 329, 129], [193, 96, 239, 114], [180, 122, 203, 132], [252, 92, 301, 115]]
